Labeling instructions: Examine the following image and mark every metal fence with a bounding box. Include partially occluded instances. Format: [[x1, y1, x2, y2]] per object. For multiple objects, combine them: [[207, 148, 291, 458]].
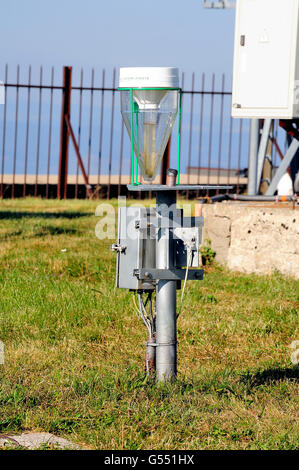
[[0, 64, 272, 199]]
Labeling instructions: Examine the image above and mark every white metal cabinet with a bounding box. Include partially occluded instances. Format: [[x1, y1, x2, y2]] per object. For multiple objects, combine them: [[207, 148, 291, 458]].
[[232, 0, 299, 118]]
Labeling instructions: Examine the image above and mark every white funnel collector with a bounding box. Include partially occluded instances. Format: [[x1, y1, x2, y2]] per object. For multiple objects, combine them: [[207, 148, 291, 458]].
[[119, 67, 180, 182]]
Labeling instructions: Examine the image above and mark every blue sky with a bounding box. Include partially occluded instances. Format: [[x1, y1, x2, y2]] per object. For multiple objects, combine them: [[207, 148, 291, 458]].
[[0, 0, 235, 76], [0, 1, 246, 178]]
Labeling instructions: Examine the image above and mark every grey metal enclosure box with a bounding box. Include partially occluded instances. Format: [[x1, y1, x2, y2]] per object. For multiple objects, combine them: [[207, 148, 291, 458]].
[[114, 206, 203, 290], [116, 207, 156, 290]]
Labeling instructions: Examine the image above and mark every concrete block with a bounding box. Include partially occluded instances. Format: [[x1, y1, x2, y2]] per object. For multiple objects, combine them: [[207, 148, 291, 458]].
[[202, 203, 299, 279]]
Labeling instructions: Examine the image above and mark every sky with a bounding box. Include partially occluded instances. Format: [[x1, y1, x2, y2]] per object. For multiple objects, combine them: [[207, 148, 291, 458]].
[[0, 1, 245, 178], [0, 0, 236, 77]]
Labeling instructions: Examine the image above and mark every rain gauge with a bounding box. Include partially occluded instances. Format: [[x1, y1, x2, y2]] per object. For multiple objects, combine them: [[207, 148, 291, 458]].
[[119, 67, 181, 184], [111, 67, 229, 382]]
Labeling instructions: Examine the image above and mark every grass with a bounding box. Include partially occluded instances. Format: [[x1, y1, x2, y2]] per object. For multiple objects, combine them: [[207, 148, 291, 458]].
[[0, 197, 298, 450]]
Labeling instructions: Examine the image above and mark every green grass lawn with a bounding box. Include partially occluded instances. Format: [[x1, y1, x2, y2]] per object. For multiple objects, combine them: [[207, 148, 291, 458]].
[[0, 197, 298, 450]]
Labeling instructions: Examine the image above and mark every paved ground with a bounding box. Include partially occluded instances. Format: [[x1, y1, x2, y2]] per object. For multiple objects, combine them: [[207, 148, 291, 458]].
[[0, 432, 81, 450]]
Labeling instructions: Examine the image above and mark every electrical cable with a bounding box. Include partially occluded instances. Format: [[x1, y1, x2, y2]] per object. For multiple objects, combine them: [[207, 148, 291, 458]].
[[133, 292, 151, 335], [132, 292, 142, 318], [140, 293, 154, 337], [137, 292, 152, 336], [132, 290, 156, 340]]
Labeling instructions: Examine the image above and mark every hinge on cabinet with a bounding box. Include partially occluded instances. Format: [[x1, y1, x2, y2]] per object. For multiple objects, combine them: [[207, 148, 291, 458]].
[[240, 35, 245, 46]]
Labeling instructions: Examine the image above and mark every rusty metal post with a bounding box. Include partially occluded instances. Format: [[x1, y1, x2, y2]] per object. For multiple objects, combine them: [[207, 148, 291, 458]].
[[58, 66, 72, 199], [145, 335, 156, 375], [160, 138, 171, 185]]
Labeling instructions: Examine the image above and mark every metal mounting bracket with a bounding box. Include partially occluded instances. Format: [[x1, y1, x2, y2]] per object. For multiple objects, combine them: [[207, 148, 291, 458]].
[[134, 268, 204, 281], [110, 243, 127, 253]]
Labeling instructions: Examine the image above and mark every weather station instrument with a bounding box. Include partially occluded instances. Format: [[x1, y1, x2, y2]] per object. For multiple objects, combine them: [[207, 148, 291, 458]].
[[111, 67, 231, 382]]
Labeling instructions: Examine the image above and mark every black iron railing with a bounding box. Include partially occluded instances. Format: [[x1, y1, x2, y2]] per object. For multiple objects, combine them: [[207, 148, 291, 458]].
[[0, 64, 274, 199]]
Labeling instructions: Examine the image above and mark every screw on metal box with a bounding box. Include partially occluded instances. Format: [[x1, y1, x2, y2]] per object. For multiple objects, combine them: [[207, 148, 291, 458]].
[[111, 67, 232, 383]]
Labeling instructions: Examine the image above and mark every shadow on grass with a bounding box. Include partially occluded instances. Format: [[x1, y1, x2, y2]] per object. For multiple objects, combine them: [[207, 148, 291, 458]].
[[1, 226, 79, 240], [241, 367, 298, 388], [34, 226, 79, 236], [0, 212, 92, 220]]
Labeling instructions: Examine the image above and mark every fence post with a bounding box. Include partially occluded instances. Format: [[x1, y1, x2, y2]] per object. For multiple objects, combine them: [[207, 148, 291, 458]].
[[160, 137, 171, 185], [58, 66, 72, 199]]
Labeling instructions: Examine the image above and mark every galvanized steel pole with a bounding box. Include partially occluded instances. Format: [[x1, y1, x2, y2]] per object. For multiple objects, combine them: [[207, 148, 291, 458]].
[[155, 175, 177, 382], [248, 119, 260, 195]]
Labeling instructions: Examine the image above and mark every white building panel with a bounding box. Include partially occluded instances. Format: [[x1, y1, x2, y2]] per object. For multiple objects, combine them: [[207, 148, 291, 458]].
[[232, 0, 299, 118]]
